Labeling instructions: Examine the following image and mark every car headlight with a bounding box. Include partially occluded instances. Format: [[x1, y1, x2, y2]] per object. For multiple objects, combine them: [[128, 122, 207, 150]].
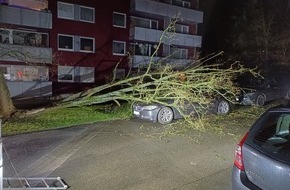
[[142, 105, 159, 110]]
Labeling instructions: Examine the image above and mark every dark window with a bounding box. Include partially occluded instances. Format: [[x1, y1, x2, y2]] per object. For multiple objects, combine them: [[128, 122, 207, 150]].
[[80, 38, 94, 52], [59, 35, 73, 50]]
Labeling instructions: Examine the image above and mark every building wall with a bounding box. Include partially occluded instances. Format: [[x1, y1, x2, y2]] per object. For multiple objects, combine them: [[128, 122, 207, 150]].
[[49, 0, 130, 94], [1, 0, 203, 97]]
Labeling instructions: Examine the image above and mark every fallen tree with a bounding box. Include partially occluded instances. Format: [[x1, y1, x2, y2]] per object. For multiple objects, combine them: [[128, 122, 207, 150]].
[[58, 18, 259, 123], [60, 52, 258, 118]]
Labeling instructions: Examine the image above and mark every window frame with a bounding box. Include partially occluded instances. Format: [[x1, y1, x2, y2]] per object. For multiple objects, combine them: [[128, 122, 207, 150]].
[[79, 66, 95, 83], [170, 47, 188, 59], [57, 2, 74, 20], [80, 36, 95, 53], [79, 5, 95, 23], [58, 66, 74, 82], [58, 34, 74, 51], [183, 1, 191, 8], [113, 40, 126, 56], [113, 12, 127, 28], [131, 16, 158, 29]]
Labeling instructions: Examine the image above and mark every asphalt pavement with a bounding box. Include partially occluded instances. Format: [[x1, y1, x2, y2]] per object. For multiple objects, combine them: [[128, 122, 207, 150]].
[[2, 118, 248, 190]]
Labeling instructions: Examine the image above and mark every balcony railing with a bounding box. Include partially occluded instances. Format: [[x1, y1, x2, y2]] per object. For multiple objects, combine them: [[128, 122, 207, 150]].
[[130, 0, 203, 23], [0, 44, 52, 63], [131, 55, 194, 68], [0, 4, 52, 29], [7, 81, 52, 98], [130, 27, 202, 47]]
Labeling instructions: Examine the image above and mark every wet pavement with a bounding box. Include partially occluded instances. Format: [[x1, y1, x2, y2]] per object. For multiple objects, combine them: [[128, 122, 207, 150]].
[[2, 118, 247, 190]]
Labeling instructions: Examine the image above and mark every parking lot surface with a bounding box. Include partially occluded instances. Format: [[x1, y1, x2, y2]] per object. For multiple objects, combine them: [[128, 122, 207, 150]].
[[3, 118, 247, 190]]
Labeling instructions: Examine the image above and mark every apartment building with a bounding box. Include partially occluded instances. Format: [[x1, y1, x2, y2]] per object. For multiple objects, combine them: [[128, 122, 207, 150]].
[[49, 0, 130, 94], [0, 0, 203, 97], [129, 0, 203, 68], [0, 0, 52, 98]]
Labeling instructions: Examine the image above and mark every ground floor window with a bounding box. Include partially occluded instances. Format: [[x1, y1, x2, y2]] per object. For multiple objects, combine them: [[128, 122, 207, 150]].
[[0, 65, 49, 81], [58, 66, 94, 83]]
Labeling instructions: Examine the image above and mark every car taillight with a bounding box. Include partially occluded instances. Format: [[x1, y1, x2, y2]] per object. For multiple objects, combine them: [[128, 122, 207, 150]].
[[234, 132, 249, 171]]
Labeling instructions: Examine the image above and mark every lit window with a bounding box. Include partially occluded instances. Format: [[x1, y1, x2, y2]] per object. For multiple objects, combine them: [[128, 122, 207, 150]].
[[80, 37, 94, 52], [58, 66, 74, 82], [58, 35, 74, 50], [113, 41, 126, 55], [58, 2, 74, 20], [113, 12, 126, 28], [80, 6, 95, 23]]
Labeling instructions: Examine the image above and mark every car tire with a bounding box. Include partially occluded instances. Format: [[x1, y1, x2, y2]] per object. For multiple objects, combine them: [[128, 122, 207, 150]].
[[216, 99, 231, 115], [157, 107, 174, 124], [255, 94, 266, 107]]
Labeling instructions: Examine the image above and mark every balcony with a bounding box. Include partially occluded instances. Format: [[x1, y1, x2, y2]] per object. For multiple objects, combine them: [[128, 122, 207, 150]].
[[131, 55, 195, 68], [130, 27, 202, 47], [7, 81, 52, 98], [0, 44, 52, 63], [0, 4, 52, 29], [130, 0, 203, 23]]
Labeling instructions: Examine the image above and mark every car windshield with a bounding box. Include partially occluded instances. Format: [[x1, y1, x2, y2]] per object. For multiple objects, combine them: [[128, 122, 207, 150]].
[[247, 111, 290, 164]]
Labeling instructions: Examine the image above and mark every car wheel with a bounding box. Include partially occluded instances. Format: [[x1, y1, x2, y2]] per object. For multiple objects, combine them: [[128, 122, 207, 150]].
[[216, 99, 231, 115], [255, 94, 266, 107], [157, 107, 174, 124]]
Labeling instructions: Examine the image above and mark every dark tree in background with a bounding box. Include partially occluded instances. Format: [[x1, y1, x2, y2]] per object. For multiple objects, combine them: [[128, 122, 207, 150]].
[[200, 0, 290, 73]]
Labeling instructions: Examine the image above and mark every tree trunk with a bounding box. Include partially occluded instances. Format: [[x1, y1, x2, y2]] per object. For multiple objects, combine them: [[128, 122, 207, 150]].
[[0, 71, 16, 119]]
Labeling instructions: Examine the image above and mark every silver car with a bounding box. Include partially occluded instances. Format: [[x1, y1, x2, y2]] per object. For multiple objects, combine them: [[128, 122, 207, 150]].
[[232, 106, 290, 189], [133, 98, 231, 124]]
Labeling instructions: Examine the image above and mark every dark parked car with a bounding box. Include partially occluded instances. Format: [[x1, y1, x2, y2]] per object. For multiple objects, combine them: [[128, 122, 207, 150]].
[[232, 105, 290, 189], [133, 98, 231, 124], [236, 77, 290, 106]]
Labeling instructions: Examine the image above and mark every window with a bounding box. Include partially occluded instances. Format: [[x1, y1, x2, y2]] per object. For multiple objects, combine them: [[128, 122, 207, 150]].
[[175, 24, 189, 34], [170, 47, 188, 59], [58, 66, 74, 82], [171, 0, 191, 8], [58, 66, 94, 83], [58, 35, 73, 50], [248, 112, 290, 164], [80, 6, 95, 23], [183, 1, 191, 8], [80, 37, 94, 52], [131, 43, 158, 56], [113, 12, 126, 28], [0, 29, 10, 44], [113, 41, 126, 55], [131, 17, 158, 29], [0, 65, 49, 82], [58, 2, 74, 20], [79, 67, 94, 83], [12, 30, 49, 47]]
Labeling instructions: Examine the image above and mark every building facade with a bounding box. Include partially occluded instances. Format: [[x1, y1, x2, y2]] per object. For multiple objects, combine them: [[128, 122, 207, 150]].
[[0, 0, 203, 97]]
